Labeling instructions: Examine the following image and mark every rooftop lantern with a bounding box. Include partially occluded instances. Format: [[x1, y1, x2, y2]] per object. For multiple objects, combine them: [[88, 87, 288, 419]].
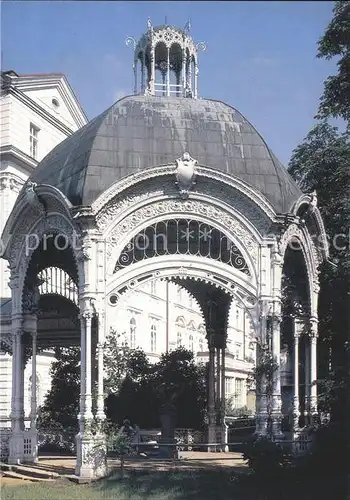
[[126, 18, 206, 98]]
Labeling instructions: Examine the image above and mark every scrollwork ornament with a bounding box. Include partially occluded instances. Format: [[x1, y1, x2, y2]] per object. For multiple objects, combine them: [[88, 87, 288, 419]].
[[125, 36, 136, 50], [105, 199, 258, 271], [196, 41, 207, 52]]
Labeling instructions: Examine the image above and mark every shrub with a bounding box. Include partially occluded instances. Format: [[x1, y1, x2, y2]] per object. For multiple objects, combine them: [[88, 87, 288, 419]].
[[242, 436, 289, 477]]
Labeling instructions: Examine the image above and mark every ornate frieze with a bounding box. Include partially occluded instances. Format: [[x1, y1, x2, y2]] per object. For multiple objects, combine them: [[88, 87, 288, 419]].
[[93, 166, 275, 229]]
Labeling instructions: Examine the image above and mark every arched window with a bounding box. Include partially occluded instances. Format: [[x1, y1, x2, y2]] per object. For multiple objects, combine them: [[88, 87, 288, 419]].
[[130, 317, 136, 349], [151, 324, 157, 352], [177, 331, 182, 347], [189, 334, 194, 351]]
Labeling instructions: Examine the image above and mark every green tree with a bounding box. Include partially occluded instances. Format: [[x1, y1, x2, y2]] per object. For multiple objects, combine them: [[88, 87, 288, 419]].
[[316, 1, 350, 128], [38, 346, 80, 430], [152, 348, 207, 429], [103, 329, 151, 394]]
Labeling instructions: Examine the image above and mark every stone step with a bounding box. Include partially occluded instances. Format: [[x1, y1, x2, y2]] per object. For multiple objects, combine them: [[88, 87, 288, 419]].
[[0, 463, 60, 479], [1, 469, 55, 482]]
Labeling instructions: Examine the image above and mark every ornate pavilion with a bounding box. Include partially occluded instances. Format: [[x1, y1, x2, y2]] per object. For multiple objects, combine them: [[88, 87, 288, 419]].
[[1, 21, 328, 478]]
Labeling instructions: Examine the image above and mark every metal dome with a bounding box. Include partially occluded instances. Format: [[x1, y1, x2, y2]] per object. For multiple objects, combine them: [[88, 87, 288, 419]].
[[28, 95, 301, 212]]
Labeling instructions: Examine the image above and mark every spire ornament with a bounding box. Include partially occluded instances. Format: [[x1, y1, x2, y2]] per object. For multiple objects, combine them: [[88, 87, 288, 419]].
[[174, 152, 197, 199]]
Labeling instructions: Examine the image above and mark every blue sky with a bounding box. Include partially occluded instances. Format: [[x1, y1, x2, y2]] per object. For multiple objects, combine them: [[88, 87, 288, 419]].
[[2, 1, 335, 165]]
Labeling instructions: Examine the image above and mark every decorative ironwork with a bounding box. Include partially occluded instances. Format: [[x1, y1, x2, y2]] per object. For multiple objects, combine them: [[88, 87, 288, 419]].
[[38, 267, 78, 304], [114, 219, 250, 275], [125, 36, 137, 50]]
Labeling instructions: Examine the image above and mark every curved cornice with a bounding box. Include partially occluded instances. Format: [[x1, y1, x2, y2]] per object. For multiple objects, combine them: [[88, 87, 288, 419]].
[[91, 164, 277, 221]]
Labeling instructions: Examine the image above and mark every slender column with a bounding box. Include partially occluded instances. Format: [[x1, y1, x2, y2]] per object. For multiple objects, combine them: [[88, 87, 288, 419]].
[[194, 61, 198, 99], [85, 312, 93, 421], [220, 346, 228, 452], [141, 52, 145, 93], [220, 347, 225, 423], [133, 62, 137, 95], [12, 329, 23, 432], [271, 314, 284, 438], [188, 60, 192, 94], [304, 338, 311, 424], [293, 319, 301, 434], [78, 313, 87, 433], [182, 48, 186, 95], [9, 328, 25, 464], [216, 346, 221, 420], [207, 333, 216, 451], [96, 338, 105, 422], [255, 302, 269, 436], [208, 337, 215, 423], [30, 332, 37, 430], [309, 318, 318, 422], [150, 44, 155, 95], [166, 47, 170, 96]]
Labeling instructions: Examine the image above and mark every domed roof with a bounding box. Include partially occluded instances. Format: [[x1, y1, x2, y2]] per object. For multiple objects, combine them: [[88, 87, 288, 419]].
[[29, 95, 301, 212]]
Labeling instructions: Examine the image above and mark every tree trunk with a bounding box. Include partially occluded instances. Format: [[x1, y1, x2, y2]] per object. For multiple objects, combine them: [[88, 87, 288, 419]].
[[120, 455, 124, 479]]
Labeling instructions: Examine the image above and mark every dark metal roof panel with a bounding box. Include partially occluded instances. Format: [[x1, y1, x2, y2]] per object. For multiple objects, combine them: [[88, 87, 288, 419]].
[[29, 95, 302, 212]]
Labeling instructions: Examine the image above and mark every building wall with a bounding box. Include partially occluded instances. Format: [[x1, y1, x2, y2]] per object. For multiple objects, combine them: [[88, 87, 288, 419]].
[[107, 280, 256, 407], [2, 94, 69, 162], [0, 352, 53, 428]]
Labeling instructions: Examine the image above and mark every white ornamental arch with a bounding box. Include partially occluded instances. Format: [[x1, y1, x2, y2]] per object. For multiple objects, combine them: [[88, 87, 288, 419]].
[[104, 198, 260, 280], [105, 256, 260, 333]]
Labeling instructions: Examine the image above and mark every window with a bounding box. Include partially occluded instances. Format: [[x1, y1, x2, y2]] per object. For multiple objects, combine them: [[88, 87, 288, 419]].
[[225, 377, 233, 396], [129, 317, 136, 349], [177, 331, 182, 347], [235, 378, 244, 407], [151, 324, 157, 352], [189, 334, 194, 351], [30, 123, 40, 159]]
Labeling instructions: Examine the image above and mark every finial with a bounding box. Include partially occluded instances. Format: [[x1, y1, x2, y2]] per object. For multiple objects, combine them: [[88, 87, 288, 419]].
[[147, 17, 152, 30], [184, 19, 191, 33], [165, 15, 168, 25]]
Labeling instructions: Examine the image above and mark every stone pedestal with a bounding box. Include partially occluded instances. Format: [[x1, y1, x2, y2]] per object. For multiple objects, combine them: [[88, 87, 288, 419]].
[[23, 429, 38, 463], [159, 403, 176, 458], [75, 432, 107, 479], [8, 431, 24, 464]]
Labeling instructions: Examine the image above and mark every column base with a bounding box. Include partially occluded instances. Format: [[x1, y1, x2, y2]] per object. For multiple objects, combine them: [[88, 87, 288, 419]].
[[207, 424, 217, 452], [23, 429, 38, 463], [75, 432, 107, 479], [8, 431, 24, 464], [270, 412, 284, 440], [254, 413, 269, 437], [207, 424, 228, 452]]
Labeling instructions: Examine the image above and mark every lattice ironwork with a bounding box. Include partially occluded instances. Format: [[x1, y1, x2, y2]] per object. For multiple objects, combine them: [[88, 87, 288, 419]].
[[38, 267, 78, 304], [114, 219, 250, 275]]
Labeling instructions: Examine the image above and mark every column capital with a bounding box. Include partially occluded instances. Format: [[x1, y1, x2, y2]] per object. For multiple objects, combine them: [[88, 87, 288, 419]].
[[13, 329, 23, 339]]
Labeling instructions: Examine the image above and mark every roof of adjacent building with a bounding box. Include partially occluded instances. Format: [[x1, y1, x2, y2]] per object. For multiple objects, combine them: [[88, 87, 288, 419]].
[[28, 95, 302, 212]]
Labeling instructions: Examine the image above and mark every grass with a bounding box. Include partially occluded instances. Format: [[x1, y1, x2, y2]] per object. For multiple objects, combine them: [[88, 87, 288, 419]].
[[0, 468, 336, 500]]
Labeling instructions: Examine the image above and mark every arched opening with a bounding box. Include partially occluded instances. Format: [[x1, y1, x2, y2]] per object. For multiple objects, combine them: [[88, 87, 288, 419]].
[[281, 242, 311, 433]]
